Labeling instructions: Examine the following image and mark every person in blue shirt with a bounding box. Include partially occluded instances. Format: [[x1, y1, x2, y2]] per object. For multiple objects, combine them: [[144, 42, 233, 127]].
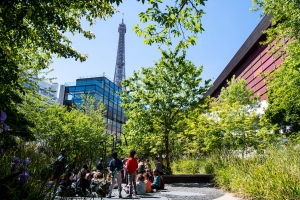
[[136, 174, 146, 195], [151, 169, 161, 190], [107, 151, 123, 198]]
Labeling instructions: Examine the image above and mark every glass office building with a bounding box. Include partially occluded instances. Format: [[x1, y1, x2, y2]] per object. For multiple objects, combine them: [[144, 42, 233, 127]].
[[62, 76, 125, 139]]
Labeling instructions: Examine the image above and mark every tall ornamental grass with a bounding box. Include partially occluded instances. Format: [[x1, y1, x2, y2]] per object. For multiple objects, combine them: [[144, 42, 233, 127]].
[[211, 143, 300, 199]]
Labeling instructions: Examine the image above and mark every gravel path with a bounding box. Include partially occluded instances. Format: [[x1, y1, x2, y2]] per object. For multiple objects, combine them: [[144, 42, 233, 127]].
[[54, 183, 241, 200], [157, 183, 227, 200]]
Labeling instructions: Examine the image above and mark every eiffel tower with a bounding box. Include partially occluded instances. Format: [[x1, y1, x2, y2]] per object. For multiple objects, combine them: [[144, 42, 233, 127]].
[[113, 16, 126, 88]]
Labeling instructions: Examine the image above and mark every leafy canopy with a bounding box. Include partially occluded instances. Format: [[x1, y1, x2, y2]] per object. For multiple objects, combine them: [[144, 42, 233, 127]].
[[253, 0, 300, 135], [120, 46, 211, 170], [21, 94, 109, 163]]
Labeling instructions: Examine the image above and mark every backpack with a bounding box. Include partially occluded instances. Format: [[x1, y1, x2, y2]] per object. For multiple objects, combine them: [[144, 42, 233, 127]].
[[159, 176, 165, 190], [109, 159, 116, 172]]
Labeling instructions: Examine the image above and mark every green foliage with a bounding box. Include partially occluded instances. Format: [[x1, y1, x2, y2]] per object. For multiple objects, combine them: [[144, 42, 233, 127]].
[[0, 142, 56, 199], [171, 158, 205, 174], [186, 76, 276, 155], [252, 0, 300, 49], [0, 93, 110, 198], [212, 143, 300, 199], [218, 75, 259, 106], [204, 162, 214, 174], [134, 0, 206, 47], [264, 65, 300, 134], [120, 46, 211, 170], [0, 0, 207, 144], [0, 0, 115, 141], [253, 0, 300, 135], [21, 94, 109, 165]]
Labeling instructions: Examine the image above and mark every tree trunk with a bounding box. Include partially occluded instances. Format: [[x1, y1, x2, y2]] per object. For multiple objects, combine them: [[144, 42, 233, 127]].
[[164, 130, 170, 169]]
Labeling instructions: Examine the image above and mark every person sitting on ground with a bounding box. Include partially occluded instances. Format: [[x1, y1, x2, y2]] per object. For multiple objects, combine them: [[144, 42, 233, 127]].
[[145, 159, 151, 171], [76, 168, 90, 197], [146, 169, 154, 182], [72, 167, 79, 182], [92, 172, 109, 197], [137, 158, 145, 174], [86, 172, 94, 187], [151, 169, 161, 190], [136, 174, 146, 195], [82, 159, 90, 173], [144, 173, 152, 193], [56, 172, 76, 197], [154, 157, 164, 175]]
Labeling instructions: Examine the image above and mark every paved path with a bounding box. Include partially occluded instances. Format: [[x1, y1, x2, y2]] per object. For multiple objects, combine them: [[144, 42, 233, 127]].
[[55, 183, 241, 200]]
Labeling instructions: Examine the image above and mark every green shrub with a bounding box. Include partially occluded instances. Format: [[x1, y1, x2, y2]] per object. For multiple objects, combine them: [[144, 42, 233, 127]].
[[204, 162, 214, 174], [171, 158, 206, 174]]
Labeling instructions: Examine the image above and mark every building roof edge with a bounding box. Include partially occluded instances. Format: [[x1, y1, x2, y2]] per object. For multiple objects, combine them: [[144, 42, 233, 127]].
[[206, 14, 272, 97]]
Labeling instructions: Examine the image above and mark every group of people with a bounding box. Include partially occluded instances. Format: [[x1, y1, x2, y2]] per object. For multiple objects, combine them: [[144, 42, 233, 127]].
[[51, 148, 165, 198], [51, 149, 109, 197], [109, 150, 165, 198]]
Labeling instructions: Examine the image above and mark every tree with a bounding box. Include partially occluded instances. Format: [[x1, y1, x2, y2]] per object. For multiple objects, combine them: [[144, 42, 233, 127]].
[[0, 0, 114, 140], [186, 77, 275, 155], [216, 77, 276, 152], [264, 65, 300, 135], [21, 94, 109, 164], [252, 0, 300, 135], [120, 46, 211, 171]]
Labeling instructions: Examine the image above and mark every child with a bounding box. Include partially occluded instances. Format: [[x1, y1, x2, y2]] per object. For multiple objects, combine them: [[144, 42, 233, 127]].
[[151, 169, 161, 190], [143, 173, 152, 193], [136, 174, 146, 195], [126, 149, 138, 197]]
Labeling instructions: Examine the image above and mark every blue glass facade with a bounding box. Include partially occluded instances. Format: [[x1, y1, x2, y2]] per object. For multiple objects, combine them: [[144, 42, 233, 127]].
[[63, 77, 125, 139]]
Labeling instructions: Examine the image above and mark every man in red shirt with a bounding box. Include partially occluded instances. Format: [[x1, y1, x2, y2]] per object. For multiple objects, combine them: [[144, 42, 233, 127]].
[[126, 149, 138, 197]]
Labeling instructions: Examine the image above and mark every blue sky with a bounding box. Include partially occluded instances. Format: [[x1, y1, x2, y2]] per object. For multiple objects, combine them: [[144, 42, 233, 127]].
[[47, 0, 262, 87]]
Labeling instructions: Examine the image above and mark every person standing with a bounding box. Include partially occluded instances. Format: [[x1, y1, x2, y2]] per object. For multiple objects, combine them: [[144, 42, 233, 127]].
[[154, 157, 164, 175], [137, 158, 145, 174], [54, 148, 67, 180], [126, 150, 138, 197], [122, 158, 128, 185], [145, 159, 151, 171], [107, 152, 123, 198]]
